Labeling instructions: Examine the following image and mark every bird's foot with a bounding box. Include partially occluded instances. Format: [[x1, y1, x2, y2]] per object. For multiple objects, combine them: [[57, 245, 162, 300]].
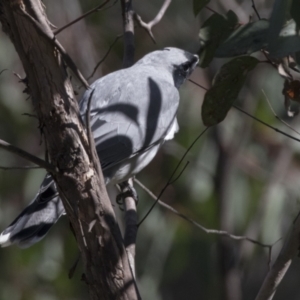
[[116, 180, 139, 210]]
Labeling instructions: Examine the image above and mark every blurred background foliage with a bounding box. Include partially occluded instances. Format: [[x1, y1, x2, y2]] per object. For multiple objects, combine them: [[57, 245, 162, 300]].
[[1, 0, 300, 299]]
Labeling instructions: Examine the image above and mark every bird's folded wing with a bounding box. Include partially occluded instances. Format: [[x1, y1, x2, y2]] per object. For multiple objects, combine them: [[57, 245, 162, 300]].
[[80, 67, 180, 170]]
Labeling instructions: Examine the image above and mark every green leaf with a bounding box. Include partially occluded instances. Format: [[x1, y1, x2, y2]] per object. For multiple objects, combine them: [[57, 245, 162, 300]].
[[193, 0, 210, 16], [201, 56, 259, 126], [291, 0, 300, 28], [215, 20, 269, 57], [198, 11, 238, 67]]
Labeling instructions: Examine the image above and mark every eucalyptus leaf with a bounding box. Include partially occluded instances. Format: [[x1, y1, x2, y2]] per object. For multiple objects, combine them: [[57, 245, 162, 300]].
[[215, 20, 269, 57], [193, 0, 210, 16], [198, 11, 238, 67], [201, 56, 259, 126]]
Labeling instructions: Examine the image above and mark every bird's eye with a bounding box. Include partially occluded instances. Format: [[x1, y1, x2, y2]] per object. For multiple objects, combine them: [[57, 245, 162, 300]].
[[182, 63, 190, 72]]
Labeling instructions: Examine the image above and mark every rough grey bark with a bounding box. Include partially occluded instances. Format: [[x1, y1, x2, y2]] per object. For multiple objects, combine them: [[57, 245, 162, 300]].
[[0, 1, 140, 299]]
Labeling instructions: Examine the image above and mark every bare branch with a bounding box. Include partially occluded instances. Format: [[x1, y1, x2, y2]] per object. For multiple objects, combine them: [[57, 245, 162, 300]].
[[0, 138, 54, 172], [123, 178, 138, 279], [54, 0, 111, 35], [134, 0, 172, 43], [0, 69, 7, 75], [255, 212, 300, 300], [133, 14, 156, 43], [149, 0, 171, 27], [188, 79, 300, 144], [68, 253, 80, 279], [262, 89, 300, 136], [121, 0, 135, 67], [87, 34, 123, 79], [251, 0, 261, 20], [18, 7, 89, 89], [0, 165, 41, 170], [134, 178, 278, 250], [138, 128, 208, 226], [233, 105, 300, 143], [204, 6, 220, 14]]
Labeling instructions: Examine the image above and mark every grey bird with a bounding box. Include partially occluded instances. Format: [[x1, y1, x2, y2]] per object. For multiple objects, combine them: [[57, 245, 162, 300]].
[[0, 47, 199, 248]]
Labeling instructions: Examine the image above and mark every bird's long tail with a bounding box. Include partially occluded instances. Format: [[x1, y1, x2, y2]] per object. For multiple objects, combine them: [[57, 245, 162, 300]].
[[0, 174, 65, 248]]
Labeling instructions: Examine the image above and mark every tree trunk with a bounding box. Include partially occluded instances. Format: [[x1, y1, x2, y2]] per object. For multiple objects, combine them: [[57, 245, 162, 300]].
[[0, 1, 140, 299]]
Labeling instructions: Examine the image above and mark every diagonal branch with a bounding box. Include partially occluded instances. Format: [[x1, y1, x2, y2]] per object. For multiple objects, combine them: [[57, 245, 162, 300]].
[[138, 128, 208, 226], [0, 138, 54, 172], [18, 6, 89, 89], [54, 0, 111, 35], [87, 34, 123, 79], [188, 79, 300, 144], [134, 178, 278, 250], [255, 212, 300, 300], [0, 165, 41, 170]]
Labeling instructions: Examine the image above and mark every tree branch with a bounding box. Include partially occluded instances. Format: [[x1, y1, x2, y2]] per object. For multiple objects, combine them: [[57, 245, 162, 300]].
[[255, 212, 300, 300], [120, 0, 135, 68], [17, 5, 89, 89], [134, 178, 277, 250], [123, 178, 138, 279], [138, 128, 208, 226], [0, 138, 54, 172], [87, 34, 123, 80], [54, 0, 110, 35], [0, 165, 41, 170], [134, 0, 172, 43]]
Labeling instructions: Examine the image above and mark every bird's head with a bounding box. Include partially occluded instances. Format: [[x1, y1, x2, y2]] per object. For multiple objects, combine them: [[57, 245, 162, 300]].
[[136, 47, 199, 88]]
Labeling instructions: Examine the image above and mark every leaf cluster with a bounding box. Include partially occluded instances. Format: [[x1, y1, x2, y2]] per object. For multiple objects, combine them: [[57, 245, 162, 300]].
[[194, 0, 300, 126]]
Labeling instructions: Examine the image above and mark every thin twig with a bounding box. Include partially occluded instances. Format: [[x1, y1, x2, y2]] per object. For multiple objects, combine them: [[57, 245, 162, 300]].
[[233, 105, 300, 143], [204, 6, 220, 14], [188, 78, 208, 90], [134, 0, 171, 43], [0, 138, 54, 172], [0, 165, 41, 170], [138, 127, 208, 226], [18, 8, 89, 89], [68, 253, 81, 279], [22, 113, 38, 119], [134, 178, 278, 249], [169, 161, 189, 184], [188, 79, 300, 144], [251, 0, 261, 20], [0, 69, 7, 75], [87, 34, 123, 79], [262, 89, 300, 136], [54, 0, 110, 35]]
